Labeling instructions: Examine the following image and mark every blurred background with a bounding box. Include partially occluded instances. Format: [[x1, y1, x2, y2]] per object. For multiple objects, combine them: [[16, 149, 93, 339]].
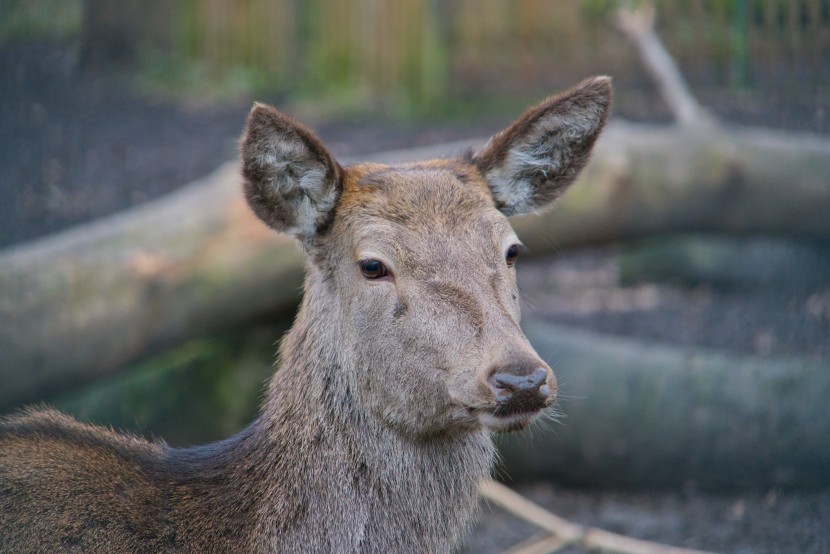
[[2, 0, 828, 245], [1, 1, 829, 552]]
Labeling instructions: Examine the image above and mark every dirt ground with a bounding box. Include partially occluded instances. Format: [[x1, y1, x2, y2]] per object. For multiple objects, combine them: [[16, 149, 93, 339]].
[[2, 39, 829, 553]]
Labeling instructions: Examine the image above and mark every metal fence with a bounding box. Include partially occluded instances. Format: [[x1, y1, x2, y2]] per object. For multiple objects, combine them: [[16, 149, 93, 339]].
[[169, 0, 829, 128], [4, 0, 829, 129]]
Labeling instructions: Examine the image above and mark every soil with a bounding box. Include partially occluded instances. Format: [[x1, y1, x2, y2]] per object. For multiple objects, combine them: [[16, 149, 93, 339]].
[[2, 39, 829, 553]]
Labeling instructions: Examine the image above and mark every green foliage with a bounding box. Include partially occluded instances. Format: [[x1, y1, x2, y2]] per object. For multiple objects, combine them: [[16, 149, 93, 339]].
[[0, 0, 81, 42], [135, 47, 287, 103], [117, 0, 826, 121], [579, 0, 618, 20]]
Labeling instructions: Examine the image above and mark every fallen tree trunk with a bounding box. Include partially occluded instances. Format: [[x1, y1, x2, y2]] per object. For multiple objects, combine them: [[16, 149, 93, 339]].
[[1, 123, 829, 408], [511, 122, 830, 252], [0, 142, 466, 409], [499, 318, 830, 491], [0, 163, 304, 409]]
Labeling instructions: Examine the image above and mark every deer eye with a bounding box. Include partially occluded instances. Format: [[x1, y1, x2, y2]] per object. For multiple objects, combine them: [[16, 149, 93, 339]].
[[505, 244, 520, 267], [359, 259, 388, 280]]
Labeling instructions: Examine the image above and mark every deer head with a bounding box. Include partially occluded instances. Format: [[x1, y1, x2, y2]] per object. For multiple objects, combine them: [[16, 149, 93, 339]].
[[241, 77, 611, 439]]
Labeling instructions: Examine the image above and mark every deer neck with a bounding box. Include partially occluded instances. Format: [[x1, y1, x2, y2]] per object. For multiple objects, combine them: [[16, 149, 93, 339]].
[[246, 268, 496, 550]]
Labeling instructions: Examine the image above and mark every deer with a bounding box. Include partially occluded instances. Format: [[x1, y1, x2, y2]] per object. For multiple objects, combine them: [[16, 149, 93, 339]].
[[0, 76, 611, 553]]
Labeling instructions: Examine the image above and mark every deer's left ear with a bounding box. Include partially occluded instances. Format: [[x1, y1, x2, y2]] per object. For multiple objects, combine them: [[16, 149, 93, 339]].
[[473, 76, 612, 216], [241, 103, 342, 240]]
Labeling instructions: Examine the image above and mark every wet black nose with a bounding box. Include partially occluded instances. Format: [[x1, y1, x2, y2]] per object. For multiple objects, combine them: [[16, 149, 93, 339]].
[[487, 366, 551, 408]]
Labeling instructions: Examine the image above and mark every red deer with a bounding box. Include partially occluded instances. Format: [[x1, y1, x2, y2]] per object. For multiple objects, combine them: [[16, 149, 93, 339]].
[[0, 77, 611, 552]]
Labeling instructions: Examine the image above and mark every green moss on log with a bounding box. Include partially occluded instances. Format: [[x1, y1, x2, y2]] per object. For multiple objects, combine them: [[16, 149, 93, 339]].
[[50, 324, 288, 446]]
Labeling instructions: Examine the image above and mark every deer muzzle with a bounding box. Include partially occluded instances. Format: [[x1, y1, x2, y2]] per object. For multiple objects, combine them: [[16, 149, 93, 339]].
[[479, 360, 555, 431]]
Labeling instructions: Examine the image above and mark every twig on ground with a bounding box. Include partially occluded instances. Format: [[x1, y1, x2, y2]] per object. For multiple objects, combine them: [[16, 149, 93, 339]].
[[479, 479, 720, 554], [480, 479, 585, 543], [615, 1, 714, 127], [503, 530, 566, 554]]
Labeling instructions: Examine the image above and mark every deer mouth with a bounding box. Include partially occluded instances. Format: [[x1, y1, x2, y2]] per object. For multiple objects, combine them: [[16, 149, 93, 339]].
[[476, 402, 546, 432]]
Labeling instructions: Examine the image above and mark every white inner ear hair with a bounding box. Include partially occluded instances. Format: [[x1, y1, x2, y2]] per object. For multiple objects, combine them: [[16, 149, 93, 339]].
[[261, 136, 336, 237], [485, 109, 599, 216]]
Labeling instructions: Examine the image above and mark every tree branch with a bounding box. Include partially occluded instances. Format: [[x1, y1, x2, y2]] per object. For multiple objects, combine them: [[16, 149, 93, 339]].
[[480, 479, 720, 554], [504, 531, 566, 554], [616, 2, 714, 127]]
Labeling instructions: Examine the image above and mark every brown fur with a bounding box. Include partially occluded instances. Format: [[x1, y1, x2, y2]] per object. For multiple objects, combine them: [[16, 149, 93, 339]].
[[0, 77, 611, 553]]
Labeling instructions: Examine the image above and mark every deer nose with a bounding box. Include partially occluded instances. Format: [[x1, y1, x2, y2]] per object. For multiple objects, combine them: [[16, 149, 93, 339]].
[[487, 366, 551, 405]]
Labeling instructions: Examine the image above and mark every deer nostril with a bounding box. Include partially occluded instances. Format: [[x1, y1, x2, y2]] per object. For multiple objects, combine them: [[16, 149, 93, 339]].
[[489, 383, 514, 403], [528, 367, 548, 389], [487, 367, 550, 404]]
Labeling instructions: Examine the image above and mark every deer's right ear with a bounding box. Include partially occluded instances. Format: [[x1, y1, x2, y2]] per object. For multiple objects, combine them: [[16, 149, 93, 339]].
[[472, 76, 612, 216], [241, 103, 342, 238]]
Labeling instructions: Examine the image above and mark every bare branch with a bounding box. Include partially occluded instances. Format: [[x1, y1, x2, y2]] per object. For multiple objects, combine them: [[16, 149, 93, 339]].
[[616, 2, 714, 127], [480, 479, 720, 554], [504, 531, 566, 554], [479, 479, 585, 543]]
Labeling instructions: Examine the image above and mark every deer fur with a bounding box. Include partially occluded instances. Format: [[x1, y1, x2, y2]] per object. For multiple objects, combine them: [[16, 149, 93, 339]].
[[0, 76, 611, 553]]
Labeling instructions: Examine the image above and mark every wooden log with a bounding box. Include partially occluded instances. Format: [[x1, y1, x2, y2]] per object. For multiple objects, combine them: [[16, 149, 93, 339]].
[[0, 142, 466, 409], [618, 235, 830, 292], [511, 122, 830, 253], [498, 318, 830, 490], [1, 123, 829, 408], [0, 162, 304, 409]]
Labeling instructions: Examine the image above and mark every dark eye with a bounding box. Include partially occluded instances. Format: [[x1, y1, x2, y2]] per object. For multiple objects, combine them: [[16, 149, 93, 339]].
[[505, 244, 520, 267], [359, 259, 388, 280]]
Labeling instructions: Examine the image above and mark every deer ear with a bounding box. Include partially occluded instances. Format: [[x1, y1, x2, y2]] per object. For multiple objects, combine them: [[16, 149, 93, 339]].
[[241, 103, 342, 238], [473, 76, 612, 216]]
